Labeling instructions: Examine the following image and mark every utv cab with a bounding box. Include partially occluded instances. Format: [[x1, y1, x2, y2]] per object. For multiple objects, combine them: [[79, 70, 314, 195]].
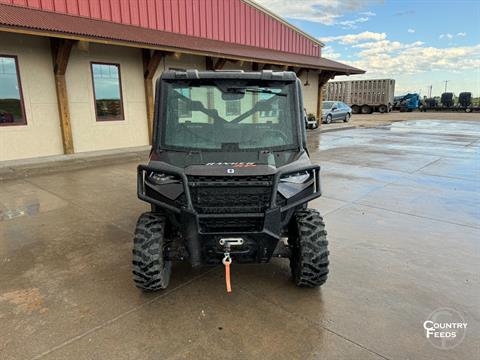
[[133, 70, 329, 291]]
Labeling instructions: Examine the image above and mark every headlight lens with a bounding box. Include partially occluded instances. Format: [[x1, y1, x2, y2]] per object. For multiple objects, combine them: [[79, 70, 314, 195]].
[[147, 172, 180, 185], [280, 171, 311, 184]]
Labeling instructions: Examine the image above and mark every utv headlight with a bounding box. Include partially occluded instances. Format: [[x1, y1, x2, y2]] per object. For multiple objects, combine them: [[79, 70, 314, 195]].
[[147, 172, 181, 185], [280, 171, 311, 184], [278, 171, 314, 199], [145, 172, 183, 200]]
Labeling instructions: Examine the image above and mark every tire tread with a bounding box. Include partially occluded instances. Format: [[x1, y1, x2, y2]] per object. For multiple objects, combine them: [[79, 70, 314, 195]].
[[132, 212, 171, 291], [290, 209, 329, 288]]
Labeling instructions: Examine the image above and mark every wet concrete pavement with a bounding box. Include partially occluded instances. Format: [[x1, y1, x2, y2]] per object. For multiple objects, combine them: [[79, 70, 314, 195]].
[[1, 120, 479, 359]]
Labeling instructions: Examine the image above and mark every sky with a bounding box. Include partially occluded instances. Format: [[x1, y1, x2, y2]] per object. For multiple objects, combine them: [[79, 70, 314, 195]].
[[255, 0, 480, 97]]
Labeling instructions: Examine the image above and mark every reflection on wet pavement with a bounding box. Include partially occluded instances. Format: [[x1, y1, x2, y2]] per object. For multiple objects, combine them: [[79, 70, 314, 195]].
[[0, 181, 68, 221]]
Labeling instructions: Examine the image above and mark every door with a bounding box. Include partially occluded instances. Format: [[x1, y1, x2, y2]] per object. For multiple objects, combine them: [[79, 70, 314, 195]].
[[332, 102, 343, 120]]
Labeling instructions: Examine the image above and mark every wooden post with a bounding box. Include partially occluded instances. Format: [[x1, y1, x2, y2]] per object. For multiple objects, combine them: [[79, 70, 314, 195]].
[[214, 58, 227, 70], [317, 71, 336, 124], [51, 38, 75, 154], [205, 56, 214, 70], [143, 49, 165, 144]]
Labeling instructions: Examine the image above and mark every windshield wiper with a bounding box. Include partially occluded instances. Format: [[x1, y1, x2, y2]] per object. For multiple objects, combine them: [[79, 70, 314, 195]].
[[227, 88, 287, 96]]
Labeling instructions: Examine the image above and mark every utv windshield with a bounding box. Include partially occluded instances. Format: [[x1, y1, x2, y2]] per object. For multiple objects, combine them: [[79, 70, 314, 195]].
[[160, 80, 298, 151]]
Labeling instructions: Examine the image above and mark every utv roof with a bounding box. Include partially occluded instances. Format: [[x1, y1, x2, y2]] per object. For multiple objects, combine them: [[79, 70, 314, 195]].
[[161, 69, 298, 81]]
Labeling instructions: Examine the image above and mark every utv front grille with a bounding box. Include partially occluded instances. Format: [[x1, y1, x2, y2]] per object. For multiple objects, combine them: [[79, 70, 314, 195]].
[[199, 217, 264, 232], [187, 175, 273, 215]]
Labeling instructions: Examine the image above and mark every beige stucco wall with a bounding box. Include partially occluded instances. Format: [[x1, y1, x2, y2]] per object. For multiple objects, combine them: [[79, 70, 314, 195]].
[[150, 53, 207, 100], [299, 70, 319, 117], [66, 43, 149, 153], [0, 33, 63, 161]]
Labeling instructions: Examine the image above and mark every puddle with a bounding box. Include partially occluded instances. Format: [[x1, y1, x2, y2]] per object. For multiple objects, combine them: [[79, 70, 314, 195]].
[[0, 181, 68, 221]]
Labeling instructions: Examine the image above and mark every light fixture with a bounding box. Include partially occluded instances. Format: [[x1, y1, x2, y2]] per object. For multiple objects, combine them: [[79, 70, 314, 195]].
[[304, 70, 310, 86]]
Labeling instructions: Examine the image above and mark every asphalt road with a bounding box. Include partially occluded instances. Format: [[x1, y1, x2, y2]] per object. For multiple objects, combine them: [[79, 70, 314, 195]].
[[0, 120, 479, 359]]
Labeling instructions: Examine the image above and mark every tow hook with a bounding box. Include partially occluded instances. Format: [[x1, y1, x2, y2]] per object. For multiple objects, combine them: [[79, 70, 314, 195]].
[[220, 238, 244, 293]]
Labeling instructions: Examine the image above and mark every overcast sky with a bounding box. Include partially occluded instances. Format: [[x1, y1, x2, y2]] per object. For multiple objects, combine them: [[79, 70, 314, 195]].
[[255, 0, 480, 97]]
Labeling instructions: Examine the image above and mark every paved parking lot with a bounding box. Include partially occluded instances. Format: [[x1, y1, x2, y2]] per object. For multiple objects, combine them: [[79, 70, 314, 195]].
[[318, 110, 480, 132], [1, 120, 479, 359]]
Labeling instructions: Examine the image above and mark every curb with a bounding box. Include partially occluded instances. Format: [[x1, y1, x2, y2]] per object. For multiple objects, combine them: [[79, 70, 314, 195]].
[[0, 147, 150, 181], [319, 125, 357, 133]]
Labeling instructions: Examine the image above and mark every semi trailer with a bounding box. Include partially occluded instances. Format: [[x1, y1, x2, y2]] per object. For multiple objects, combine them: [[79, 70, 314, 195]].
[[325, 79, 395, 114]]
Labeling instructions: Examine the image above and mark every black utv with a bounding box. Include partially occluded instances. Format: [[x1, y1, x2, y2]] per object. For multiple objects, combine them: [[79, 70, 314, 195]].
[[133, 70, 329, 291]]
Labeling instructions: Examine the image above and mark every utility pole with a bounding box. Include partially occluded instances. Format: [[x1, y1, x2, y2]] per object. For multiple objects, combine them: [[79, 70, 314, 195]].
[[428, 85, 432, 98], [443, 80, 450, 93]]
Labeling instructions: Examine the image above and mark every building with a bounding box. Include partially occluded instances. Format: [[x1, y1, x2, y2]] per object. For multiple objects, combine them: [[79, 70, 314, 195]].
[[0, 0, 364, 161]]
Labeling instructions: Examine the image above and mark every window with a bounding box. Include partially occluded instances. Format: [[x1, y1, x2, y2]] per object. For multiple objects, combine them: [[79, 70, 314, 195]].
[[0, 55, 26, 126], [91, 63, 124, 121], [225, 100, 241, 116]]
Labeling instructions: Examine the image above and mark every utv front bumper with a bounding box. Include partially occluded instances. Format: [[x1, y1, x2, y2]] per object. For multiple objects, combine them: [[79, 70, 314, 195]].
[[137, 164, 321, 266]]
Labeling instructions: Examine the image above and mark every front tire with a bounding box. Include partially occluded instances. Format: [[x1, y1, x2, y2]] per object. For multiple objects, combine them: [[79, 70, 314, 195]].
[[132, 212, 172, 291], [325, 114, 332, 124], [289, 209, 329, 288]]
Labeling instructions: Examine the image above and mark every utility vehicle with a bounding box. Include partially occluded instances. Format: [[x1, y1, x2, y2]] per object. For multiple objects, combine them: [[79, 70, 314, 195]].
[[133, 70, 329, 291]]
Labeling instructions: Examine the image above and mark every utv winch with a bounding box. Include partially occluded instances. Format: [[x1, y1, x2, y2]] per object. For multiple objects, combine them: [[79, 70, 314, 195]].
[[133, 69, 329, 292]]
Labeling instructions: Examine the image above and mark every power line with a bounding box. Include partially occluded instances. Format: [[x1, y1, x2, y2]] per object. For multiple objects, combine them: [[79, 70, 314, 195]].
[[443, 80, 450, 93]]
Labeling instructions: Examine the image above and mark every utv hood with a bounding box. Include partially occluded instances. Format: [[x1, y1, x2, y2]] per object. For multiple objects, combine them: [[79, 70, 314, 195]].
[[150, 149, 302, 170], [185, 163, 276, 176]]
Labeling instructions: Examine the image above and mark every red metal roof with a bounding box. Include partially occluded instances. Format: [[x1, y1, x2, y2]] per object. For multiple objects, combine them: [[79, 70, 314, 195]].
[[0, 2, 364, 74], [0, 0, 322, 56]]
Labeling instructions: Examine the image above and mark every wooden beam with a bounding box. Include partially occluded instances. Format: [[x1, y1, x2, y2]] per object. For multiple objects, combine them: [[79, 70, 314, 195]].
[[214, 58, 227, 70], [318, 71, 335, 88], [205, 56, 214, 70], [316, 71, 336, 121], [296, 68, 307, 78], [143, 50, 164, 80], [51, 38, 75, 154], [143, 49, 166, 143]]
